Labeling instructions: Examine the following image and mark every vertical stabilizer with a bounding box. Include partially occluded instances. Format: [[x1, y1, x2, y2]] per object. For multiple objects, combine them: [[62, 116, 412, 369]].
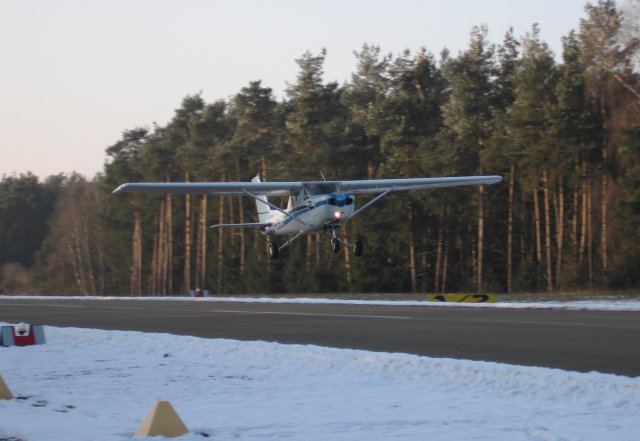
[[252, 175, 274, 223]]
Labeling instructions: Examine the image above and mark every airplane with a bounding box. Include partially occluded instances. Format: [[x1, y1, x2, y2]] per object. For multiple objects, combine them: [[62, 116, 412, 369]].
[[113, 174, 502, 259]]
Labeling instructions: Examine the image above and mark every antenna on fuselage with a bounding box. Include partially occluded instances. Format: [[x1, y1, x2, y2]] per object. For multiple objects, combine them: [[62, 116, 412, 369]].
[[320, 171, 326, 181]]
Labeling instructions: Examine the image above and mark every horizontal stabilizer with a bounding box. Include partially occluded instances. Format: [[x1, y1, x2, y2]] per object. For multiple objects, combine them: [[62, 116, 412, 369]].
[[211, 222, 271, 229]]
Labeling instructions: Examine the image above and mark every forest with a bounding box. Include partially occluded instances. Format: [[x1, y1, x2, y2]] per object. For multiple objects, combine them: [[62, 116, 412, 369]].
[[1, 1, 639, 296]]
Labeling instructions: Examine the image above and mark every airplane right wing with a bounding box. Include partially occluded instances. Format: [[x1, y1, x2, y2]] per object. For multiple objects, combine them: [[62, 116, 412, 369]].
[[113, 181, 303, 196]]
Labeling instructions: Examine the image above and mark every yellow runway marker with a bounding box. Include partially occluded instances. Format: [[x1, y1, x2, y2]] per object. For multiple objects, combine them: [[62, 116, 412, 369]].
[[426, 294, 497, 303]]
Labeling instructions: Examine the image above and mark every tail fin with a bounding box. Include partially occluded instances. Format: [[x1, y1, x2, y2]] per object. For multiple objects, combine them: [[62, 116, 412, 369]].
[[251, 174, 274, 223]]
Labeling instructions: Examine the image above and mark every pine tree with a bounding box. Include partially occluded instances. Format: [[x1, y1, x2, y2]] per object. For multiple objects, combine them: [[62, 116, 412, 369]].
[[484, 28, 520, 293], [0, 174, 60, 269], [103, 127, 150, 295], [441, 25, 496, 292], [508, 25, 559, 291], [188, 100, 235, 293]]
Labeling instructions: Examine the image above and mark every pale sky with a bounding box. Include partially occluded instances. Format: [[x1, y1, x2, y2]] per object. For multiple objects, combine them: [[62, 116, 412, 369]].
[[0, 0, 594, 179]]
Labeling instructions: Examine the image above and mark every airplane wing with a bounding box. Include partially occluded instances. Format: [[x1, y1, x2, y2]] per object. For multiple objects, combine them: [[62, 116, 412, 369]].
[[113, 175, 501, 196], [337, 175, 502, 193], [112, 181, 301, 196]]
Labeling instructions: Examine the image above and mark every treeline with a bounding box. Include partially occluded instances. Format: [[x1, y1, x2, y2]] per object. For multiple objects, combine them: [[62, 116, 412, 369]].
[[2, 0, 640, 296]]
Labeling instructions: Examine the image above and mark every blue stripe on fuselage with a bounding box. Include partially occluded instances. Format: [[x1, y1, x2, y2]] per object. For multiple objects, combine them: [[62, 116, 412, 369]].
[[266, 193, 353, 235]]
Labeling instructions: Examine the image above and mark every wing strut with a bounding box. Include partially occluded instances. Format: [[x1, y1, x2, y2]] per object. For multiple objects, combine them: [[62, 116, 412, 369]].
[[278, 230, 306, 251], [349, 189, 391, 220]]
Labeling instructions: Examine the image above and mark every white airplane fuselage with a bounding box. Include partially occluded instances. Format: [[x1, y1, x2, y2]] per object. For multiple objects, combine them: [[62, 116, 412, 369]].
[[264, 193, 355, 236]]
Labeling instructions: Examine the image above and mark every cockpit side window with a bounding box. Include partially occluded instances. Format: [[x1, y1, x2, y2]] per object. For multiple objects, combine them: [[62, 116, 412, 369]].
[[303, 182, 339, 197]]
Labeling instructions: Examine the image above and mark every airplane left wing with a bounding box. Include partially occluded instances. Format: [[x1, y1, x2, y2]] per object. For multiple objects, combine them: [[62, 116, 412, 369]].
[[337, 175, 502, 193]]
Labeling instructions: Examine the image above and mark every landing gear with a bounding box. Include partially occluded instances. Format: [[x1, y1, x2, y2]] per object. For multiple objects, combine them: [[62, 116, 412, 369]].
[[327, 230, 363, 257], [268, 231, 364, 259], [267, 242, 279, 259]]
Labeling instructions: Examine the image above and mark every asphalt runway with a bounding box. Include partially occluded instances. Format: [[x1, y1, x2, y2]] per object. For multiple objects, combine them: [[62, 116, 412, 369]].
[[1, 298, 639, 377]]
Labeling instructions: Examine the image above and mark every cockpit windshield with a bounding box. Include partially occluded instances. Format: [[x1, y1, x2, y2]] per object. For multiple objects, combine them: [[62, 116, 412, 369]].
[[303, 182, 339, 196]]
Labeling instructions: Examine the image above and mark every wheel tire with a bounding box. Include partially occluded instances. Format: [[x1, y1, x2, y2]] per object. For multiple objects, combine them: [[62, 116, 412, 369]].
[[267, 242, 279, 259], [331, 237, 340, 253], [353, 240, 363, 257]]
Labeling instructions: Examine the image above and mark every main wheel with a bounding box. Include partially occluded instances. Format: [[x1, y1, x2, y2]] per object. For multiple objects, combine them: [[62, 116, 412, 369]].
[[331, 237, 340, 253], [353, 239, 363, 257], [267, 242, 279, 259]]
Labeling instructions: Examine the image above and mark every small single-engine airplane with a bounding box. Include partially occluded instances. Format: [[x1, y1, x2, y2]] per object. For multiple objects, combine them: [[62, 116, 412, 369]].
[[113, 174, 501, 259]]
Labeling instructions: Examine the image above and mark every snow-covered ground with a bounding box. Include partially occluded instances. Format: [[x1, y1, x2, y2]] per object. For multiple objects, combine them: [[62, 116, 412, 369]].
[[1, 298, 640, 440]]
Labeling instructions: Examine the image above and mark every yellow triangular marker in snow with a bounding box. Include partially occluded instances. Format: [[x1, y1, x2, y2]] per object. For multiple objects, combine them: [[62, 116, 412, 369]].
[[134, 400, 189, 438], [0, 374, 14, 400]]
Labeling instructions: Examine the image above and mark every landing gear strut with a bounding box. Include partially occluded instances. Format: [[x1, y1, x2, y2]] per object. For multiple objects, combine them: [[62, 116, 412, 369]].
[[331, 236, 340, 253]]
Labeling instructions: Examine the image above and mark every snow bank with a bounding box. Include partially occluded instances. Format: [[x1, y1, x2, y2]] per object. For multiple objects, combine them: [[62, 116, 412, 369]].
[[1, 325, 639, 440]]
